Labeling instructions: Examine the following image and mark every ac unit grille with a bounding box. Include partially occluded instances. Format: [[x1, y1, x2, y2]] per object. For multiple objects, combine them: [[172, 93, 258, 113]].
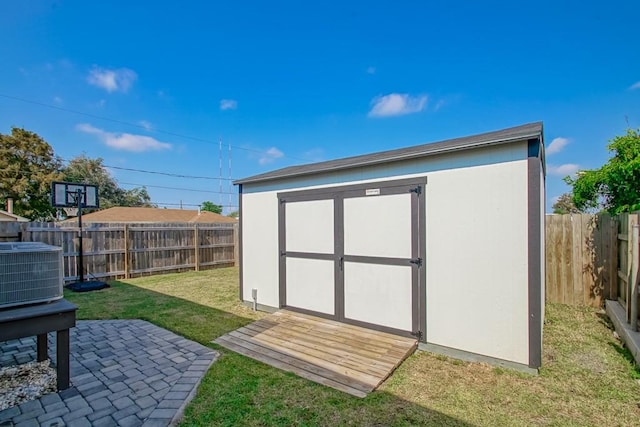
[[0, 242, 63, 309]]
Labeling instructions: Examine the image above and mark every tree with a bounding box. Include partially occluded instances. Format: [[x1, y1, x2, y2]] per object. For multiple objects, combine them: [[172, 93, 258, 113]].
[[201, 201, 222, 214], [118, 186, 153, 207], [61, 155, 154, 209], [0, 127, 62, 220], [565, 128, 640, 214], [552, 193, 580, 214], [227, 210, 239, 218], [62, 155, 122, 209]]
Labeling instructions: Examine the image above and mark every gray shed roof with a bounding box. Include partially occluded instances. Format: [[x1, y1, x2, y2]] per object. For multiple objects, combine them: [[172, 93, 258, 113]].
[[235, 122, 543, 185]]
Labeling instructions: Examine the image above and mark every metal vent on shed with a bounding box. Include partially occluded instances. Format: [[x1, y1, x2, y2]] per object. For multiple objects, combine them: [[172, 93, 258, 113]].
[[0, 242, 64, 309]]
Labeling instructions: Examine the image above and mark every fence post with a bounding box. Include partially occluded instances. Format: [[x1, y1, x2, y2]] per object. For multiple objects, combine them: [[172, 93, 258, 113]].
[[610, 218, 618, 300], [123, 224, 130, 279], [20, 222, 28, 242], [632, 225, 639, 331], [627, 216, 637, 321], [234, 222, 239, 267], [194, 224, 200, 272]]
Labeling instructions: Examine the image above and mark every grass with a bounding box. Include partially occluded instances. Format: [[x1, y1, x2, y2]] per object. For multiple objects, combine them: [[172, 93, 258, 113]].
[[65, 268, 640, 426]]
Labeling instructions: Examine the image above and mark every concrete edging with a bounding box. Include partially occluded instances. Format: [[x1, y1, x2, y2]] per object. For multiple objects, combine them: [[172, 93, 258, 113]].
[[605, 299, 640, 365], [418, 342, 539, 375]]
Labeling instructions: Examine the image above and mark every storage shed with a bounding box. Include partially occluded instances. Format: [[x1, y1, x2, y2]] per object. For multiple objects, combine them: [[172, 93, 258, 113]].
[[235, 122, 545, 372]]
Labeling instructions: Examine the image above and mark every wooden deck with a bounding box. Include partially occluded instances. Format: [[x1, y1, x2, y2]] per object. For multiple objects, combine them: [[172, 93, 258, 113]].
[[214, 310, 417, 397]]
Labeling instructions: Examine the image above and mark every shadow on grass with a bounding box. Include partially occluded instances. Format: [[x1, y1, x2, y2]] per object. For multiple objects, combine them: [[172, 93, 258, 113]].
[[595, 309, 640, 379], [609, 342, 640, 379], [64, 279, 475, 427], [64, 279, 256, 345], [595, 309, 617, 331]]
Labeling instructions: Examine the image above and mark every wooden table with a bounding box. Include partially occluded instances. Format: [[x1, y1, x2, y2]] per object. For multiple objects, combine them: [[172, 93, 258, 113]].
[[0, 299, 77, 390]]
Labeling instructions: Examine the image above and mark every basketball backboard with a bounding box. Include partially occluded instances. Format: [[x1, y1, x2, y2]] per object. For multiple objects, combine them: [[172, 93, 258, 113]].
[[51, 181, 99, 208]]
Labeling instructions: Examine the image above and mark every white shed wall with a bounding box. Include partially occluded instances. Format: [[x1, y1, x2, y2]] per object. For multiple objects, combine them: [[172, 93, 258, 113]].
[[286, 258, 335, 314], [425, 156, 529, 365], [285, 199, 334, 254], [241, 191, 280, 308], [344, 262, 413, 331], [343, 194, 412, 258]]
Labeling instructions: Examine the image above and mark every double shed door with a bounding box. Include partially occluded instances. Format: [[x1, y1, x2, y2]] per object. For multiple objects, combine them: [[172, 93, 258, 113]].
[[278, 178, 425, 338]]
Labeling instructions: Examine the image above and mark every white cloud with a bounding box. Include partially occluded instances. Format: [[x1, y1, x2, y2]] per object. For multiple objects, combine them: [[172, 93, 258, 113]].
[[547, 163, 579, 177], [138, 120, 153, 131], [220, 99, 238, 110], [368, 93, 428, 117], [76, 123, 171, 152], [259, 147, 284, 165], [546, 137, 570, 155], [630, 81, 640, 90], [87, 66, 137, 93], [366, 66, 376, 74]]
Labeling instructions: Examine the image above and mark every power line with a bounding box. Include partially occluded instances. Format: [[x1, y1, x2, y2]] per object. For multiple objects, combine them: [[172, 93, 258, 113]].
[[0, 93, 307, 161], [103, 163, 235, 181], [118, 181, 236, 195], [58, 157, 236, 181], [153, 201, 237, 208]]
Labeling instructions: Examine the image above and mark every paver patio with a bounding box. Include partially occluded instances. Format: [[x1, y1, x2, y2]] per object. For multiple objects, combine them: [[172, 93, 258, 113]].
[[0, 319, 218, 427]]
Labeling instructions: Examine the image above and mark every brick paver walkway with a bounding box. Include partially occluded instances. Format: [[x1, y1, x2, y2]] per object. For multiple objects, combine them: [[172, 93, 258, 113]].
[[0, 320, 218, 427]]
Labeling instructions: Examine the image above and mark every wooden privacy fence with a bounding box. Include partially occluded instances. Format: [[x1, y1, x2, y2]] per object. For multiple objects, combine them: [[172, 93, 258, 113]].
[[545, 212, 640, 313], [615, 213, 640, 326], [1, 222, 238, 282], [0, 222, 22, 242], [545, 214, 617, 307]]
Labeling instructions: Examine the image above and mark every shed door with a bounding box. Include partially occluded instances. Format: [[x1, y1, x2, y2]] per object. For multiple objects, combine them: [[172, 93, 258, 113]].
[[279, 178, 425, 338], [282, 198, 336, 316]]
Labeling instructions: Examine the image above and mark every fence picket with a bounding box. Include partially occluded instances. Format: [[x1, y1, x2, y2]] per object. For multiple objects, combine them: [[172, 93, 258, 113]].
[[7, 221, 236, 282]]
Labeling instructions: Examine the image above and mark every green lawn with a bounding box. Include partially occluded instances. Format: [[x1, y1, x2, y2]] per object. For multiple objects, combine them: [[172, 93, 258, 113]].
[[65, 268, 640, 426]]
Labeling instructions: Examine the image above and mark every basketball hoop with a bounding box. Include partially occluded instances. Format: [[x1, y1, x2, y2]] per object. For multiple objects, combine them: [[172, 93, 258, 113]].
[[63, 207, 78, 217], [50, 181, 100, 284]]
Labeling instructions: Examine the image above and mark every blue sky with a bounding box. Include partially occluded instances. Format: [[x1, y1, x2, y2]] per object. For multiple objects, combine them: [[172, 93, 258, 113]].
[[1, 1, 639, 213]]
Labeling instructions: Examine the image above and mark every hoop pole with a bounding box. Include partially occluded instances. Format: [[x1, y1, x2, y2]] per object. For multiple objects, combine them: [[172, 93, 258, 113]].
[[77, 189, 84, 283]]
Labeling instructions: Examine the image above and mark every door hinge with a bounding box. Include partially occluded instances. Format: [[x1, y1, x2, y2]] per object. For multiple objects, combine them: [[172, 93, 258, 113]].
[[409, 186, 422, 195], [409, 257, 422, 267], [411, 330, 423, 340]]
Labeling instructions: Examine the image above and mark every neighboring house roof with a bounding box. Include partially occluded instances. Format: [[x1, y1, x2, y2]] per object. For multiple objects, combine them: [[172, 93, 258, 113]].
[[235, 122, 543, 185], [66, 207, 237, 224], [0, 209, 29, 222]]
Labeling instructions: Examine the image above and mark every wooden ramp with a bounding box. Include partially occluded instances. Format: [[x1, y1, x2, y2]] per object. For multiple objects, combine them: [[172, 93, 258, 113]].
[[214, 310, 417, 397]]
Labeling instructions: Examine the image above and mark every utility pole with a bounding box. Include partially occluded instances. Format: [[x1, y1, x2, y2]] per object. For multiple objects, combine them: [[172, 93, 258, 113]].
[[219, 137, 223, 212]]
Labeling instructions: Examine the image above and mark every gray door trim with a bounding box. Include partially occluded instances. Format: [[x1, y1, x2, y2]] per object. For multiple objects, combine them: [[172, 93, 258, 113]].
[[334, 193, 345, 320], [279, 177, 427, 201], [283, 251, 335, 261], [278, 197, 287, 307], [342, 255, 417, 266], [411, 186, 421, 336], [418, 181, 427, 342], [277, 177, 427, 339]]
